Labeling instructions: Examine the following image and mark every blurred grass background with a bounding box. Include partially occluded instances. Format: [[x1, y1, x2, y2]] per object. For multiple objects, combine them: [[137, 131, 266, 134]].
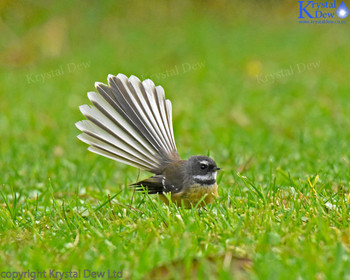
[[1, 0, 350, 279]]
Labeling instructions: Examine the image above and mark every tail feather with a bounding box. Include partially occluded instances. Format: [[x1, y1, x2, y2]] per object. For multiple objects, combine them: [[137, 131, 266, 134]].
[[140, 79, 170, 149], [165, 99, 176, 150], [85, 92, 155, 155], [78, 133, 158, 171], [108, 74, 162, 151], [76, 73, 180, 174], [94, 82, 158, 151], [141, 79, 175, 152], [88, 146, 153, 171], [76, 119, 158, 167], [155, 85, 176, 151], [129, 76, 172, 152]]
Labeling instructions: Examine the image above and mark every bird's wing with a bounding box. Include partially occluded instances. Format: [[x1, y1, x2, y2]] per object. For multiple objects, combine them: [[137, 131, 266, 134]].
[[76, 74, 180, 174], [131, 175, 181, 194]]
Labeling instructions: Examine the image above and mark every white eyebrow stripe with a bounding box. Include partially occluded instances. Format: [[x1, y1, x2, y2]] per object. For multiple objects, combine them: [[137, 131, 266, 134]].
[[199, 160, 209, 165]]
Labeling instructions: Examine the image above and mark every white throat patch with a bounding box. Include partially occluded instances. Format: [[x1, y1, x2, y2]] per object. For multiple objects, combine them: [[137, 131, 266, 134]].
[[193, 171, 217, 181]]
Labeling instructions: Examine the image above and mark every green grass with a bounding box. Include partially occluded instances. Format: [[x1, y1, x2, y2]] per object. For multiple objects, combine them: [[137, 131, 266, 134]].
[[1, 1, 350, 279]]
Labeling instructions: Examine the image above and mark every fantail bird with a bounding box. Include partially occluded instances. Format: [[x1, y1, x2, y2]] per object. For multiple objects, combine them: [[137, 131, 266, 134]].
[[75, 73, 220, 208]]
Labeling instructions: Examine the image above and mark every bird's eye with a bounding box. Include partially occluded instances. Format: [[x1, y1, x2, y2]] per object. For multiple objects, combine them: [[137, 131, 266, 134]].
[[200, 164, 207, 170]]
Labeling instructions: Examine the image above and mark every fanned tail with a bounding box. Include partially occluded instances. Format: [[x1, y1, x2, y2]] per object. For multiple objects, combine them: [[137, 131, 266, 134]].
[[76, 73, 180, 174]]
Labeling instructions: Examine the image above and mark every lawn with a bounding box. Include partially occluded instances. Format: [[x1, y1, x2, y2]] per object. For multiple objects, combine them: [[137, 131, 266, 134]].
[[1, 1, 350, 279]]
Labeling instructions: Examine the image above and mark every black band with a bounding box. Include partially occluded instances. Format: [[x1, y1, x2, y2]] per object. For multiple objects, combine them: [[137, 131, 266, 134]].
[[193, 178, 216, 186]]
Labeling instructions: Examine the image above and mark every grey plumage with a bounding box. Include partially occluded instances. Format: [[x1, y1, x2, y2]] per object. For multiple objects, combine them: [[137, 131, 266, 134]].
[[76, 73, 220, 207], [76, 74, 180, 175]]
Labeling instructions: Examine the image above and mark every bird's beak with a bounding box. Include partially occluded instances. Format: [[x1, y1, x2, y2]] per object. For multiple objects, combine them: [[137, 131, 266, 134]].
[[214, 167, 221, 171]]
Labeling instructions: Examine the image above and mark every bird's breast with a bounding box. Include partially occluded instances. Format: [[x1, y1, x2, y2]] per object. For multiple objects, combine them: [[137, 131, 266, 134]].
[[159, 183, 218, 208]]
